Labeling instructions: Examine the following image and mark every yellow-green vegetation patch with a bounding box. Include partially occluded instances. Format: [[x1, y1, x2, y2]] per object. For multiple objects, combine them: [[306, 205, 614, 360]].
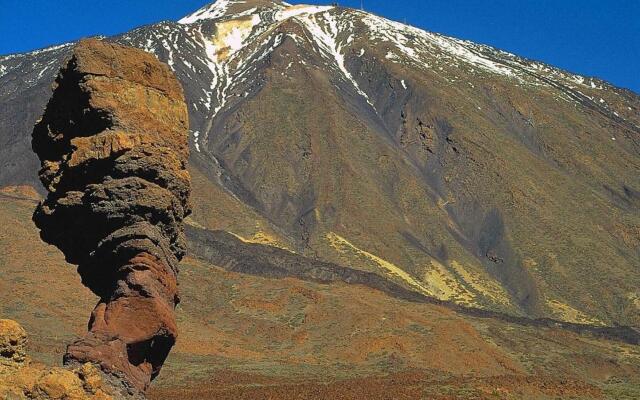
[[545, 299, 604, 326], [326, 232, 434, 296]]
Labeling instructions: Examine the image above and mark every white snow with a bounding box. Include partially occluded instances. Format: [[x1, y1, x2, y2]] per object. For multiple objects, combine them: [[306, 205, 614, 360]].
[[220, 14, 261, 53], [432, 36, 514, 76], [0, 42, 73, 64], [179, 0, 231, 24], [299, 11, 375, 109], [275, 5, 332, 21], [161, 39, 175, 68], [27, 43, 72, 56], [573, 76, 585, 85], [360, 13, 542, 81], [144, 38, 155, 52], [193, 130, 201, 152], [285, 32, 305, 45], [35, 59, 59, 80], [361, 15, 418, 61], [235, 7, 259, 18], [191, 28, 222, 115], [401, 79, 407, 89], [180, 1, 326, 25]]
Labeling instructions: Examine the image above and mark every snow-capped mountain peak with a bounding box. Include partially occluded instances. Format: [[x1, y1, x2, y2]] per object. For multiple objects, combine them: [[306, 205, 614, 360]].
[[1, 0, 635, 156], [117, 1, 640, 152], [179, 0, 293, 24]]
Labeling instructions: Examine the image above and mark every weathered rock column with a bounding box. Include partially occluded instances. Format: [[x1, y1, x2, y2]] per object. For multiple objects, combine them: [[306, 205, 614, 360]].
[[31, 38, 191, 392]]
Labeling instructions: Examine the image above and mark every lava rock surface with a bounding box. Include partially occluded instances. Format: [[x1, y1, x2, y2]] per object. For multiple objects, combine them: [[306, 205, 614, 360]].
[[31, 38, 191, 393]]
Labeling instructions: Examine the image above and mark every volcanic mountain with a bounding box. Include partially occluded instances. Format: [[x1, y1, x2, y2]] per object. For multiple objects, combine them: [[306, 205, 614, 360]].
[[1, 0, 639, 398]]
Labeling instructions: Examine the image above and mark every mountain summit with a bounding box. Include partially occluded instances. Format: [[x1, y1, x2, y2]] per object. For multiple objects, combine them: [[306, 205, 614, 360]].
[[179, 0, 292, 24]]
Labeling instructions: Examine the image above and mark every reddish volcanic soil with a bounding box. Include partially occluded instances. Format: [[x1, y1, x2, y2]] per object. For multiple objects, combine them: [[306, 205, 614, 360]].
[[1, 195, 640, 399], [148, 370, 604, 400]]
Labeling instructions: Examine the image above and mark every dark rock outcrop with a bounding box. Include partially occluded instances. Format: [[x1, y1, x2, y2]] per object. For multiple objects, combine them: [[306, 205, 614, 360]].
[[31, 39, 191, 393]]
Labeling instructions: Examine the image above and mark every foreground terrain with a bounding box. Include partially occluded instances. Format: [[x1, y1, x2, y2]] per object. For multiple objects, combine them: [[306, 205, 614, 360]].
[[1, 191, 639, 398]]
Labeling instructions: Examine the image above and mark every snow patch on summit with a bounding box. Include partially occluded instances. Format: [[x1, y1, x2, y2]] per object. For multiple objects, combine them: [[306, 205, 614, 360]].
[[361, 13, 515, 78], [179, 0, 231, 24], [275, 5, 333, 20]]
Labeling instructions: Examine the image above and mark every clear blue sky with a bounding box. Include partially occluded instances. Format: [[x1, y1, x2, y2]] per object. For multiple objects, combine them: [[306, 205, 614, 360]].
[[1, 0, 638, 93]]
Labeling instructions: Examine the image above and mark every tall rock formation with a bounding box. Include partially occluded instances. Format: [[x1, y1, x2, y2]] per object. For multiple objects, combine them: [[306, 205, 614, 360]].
[[31, 39, 191, 393]]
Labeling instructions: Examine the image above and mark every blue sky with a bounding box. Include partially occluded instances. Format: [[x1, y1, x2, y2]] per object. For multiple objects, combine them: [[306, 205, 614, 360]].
[[1, 0, 638, 93]]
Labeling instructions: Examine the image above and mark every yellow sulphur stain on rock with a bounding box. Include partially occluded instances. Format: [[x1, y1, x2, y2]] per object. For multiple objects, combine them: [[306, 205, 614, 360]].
[[326, 232, 507, 308], [628, 292, 640, 310], [449, 261, 512, 306], [229, 230, 293, 252], [422, 260, 474, 303], [326, 232, 434, 297], [546, 299, 603, 325], [212, 15, 261, 61]]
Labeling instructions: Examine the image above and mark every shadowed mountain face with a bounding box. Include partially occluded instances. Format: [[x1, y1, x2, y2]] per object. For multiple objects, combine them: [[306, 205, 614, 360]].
[[1, 0, 639, 329]]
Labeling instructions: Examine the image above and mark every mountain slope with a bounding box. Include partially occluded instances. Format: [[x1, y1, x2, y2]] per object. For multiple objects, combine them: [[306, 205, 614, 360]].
[[0, 0, 639, 328]]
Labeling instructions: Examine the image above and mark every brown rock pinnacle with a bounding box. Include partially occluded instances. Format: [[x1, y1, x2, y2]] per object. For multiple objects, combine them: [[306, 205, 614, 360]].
[[31, 38, 191, 393]]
